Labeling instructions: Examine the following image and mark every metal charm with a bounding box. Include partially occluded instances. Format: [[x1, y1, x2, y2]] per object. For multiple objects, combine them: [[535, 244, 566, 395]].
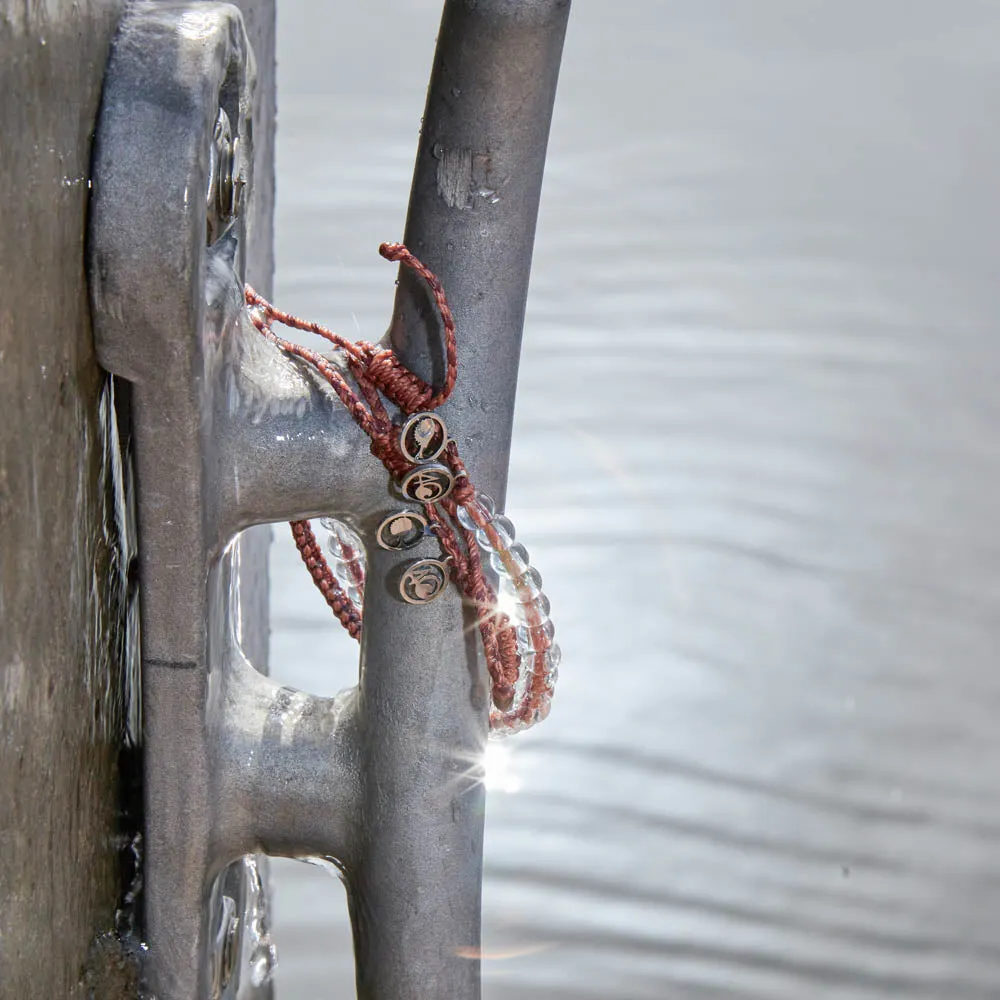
[[399, 558, 450, 605], [377, 510, 429, 551], [399, 463, 455, 503], [399, 411, 448, 463]]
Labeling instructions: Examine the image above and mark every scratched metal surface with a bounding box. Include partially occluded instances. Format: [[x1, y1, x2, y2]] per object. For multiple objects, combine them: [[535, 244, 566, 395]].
[[268, 1, 1000, 997]]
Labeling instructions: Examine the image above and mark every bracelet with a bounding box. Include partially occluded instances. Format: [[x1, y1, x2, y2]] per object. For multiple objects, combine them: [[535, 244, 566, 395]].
[[245, 243, 558, 734]]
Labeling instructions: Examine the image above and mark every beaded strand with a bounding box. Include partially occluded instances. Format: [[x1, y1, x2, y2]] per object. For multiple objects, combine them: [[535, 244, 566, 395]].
[[246, 244, 558, 734]]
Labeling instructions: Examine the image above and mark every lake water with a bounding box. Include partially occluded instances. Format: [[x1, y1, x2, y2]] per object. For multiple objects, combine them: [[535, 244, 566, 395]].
[[267, 2, 1000, 997]]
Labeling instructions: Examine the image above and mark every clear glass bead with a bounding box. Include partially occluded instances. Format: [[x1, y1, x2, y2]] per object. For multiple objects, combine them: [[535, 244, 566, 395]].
[[531, 592, 552, 618], [516, 596, 551, 629], [500, 569, 544, 603], [509, 592, 551, 624], [514, 627, 529, 655], [541, 644, 560, 686], [516, 618, 555, 652], [457, 492, 497, 533], [508, 543, 530, 571], [477, 522, 512, 550], [325, 521, 365, 572], [339, 533, 364, 557], [346, 586, 363, 608], [493, 515, 515, 541], [513, 566, 543, 599], [513, 604, 532, 625], [491, 543, 529, 577], [475, 492, 496, 519], [518, 651, 537, 682]]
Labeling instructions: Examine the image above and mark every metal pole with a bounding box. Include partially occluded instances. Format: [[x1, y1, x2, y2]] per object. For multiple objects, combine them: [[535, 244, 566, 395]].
[[350, 3, 570, 998]]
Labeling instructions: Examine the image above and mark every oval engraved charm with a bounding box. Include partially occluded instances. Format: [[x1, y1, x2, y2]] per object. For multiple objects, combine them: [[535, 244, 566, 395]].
[[376, 510, 429, 551], [399, 558, 450, 605], [399, 463, 454, 503], [399, 411, 448, 464]]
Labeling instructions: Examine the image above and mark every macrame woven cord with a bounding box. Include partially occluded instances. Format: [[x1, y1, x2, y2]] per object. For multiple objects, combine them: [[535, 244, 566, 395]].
[[245, 243, 559, 734]]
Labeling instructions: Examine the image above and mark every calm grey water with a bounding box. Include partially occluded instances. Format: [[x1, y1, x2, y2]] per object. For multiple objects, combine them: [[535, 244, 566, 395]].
[[267, 2, 1000, 997]]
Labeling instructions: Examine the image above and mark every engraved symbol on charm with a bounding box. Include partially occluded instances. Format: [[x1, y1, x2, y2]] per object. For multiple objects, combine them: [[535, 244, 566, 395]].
[[399, 558, 450, 604], [376, 510, 429, 551], [399, 463, 454, 503], [399, 411, 448, 463]]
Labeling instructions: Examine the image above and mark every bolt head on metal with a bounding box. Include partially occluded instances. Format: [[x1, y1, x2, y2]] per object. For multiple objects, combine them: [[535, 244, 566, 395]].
[[206, 108, 244, 244]]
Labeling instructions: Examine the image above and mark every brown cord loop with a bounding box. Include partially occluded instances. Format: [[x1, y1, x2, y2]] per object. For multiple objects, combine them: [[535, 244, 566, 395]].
[[377, 242, 458, 411], [290, 520, 362, 639]]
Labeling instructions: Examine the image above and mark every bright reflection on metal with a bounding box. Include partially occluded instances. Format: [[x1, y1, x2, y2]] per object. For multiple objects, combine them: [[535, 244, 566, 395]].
[[177, 10, 220, 39], [455, 941, 556, 961]]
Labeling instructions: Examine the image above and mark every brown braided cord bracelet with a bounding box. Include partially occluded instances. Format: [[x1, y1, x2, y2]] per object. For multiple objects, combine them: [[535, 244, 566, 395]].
[[245, 242, 558, 733]]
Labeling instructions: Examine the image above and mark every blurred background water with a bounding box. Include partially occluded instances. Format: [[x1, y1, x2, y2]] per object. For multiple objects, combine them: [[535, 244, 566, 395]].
[[266, 2, 1000, 997]]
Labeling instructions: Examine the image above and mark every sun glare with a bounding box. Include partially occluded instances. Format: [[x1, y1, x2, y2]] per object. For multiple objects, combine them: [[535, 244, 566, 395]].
[[482, 741, 522, 794], [493, 588, 520, 624]]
